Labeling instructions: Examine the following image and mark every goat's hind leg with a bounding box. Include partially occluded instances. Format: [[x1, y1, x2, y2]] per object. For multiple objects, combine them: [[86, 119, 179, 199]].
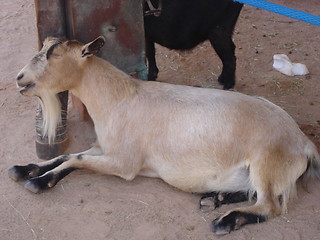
[[212, 176, 282, 234], [200, 191, 250, 211], [212, 205, 269, 235]]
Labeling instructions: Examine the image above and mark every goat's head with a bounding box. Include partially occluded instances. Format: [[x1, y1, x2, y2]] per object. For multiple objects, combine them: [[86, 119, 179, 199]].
[[16, 36, 105, 96], [16, 36, 105, 142]]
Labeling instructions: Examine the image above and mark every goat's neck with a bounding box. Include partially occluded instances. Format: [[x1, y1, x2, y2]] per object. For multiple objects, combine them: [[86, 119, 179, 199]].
[[71, 57, 137, 118]]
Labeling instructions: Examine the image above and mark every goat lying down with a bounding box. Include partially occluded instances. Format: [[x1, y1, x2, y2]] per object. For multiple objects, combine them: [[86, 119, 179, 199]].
[[9, 36, 320, 234]]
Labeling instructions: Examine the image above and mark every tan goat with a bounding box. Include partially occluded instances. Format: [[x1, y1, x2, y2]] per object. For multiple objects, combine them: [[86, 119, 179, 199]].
[[9, 36, 320, 234]]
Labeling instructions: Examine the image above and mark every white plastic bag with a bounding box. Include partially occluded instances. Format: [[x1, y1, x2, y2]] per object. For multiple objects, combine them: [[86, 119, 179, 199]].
[[273, 54, 309, 76]]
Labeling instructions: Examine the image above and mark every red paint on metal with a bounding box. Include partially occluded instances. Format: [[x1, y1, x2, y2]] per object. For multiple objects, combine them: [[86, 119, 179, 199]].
[[86, 7, 119, 38], [81, 3, 141, 54], [116, 18, 140, 54]]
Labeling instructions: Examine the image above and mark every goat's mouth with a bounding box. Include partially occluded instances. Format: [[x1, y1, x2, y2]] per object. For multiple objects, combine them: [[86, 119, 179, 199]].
[[18, 82, 36, 94]]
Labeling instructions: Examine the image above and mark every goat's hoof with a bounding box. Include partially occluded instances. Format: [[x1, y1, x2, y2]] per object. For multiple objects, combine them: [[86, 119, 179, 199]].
[[24, 180, 41, 194], [211, 211, 267, 235], [24, 173, 56, 193], [222, 85, 235, 90], [212, 217, 233, 235], [199, 196, 217, 210], [147, 76, 157, 81], [218, 75, 235, 90], [200, 195, 219, 211], [200, 191, 250, 211], [8, 166, 23, 181], [147, 70, 159, 81], [200, 192, 225, 210], [8, 164, 39, 181]]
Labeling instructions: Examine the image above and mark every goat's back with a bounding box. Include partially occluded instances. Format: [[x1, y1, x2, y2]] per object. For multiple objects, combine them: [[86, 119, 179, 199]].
[[108, 81, 315, 194], [109, 81, 310, 164]]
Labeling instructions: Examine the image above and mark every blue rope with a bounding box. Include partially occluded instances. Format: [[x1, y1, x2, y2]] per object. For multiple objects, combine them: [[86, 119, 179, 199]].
[[233, 0, 320, 26]]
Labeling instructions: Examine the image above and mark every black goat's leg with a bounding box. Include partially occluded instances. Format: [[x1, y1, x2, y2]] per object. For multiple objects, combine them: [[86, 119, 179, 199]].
[[209, 29, 236, 90], [146, 39, 159, 80], [209, 2, 243, 90]]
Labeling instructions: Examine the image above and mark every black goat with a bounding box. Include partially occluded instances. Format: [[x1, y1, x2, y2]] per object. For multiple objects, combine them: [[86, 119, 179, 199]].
[[144, 0, 243, 89]]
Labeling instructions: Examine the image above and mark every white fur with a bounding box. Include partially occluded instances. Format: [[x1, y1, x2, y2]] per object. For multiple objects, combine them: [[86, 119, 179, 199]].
[[38, 89, 61, 143]]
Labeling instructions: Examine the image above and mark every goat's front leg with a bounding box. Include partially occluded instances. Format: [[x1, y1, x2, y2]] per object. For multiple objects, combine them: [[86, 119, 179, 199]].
[[8, 155, 69, 182], [8, 145, 102, 181], [11, 151, 140, 193], [8, 145, 102, 183]]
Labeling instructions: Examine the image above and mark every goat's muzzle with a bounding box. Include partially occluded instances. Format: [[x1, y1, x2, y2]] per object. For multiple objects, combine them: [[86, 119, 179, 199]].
[[17, 81, 36, 95], [16, 72, 36, 95]]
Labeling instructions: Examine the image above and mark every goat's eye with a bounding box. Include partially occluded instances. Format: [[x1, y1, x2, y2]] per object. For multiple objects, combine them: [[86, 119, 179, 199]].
[[50, 53, 61, 59], [46, 49, 54, 60], [46, 42, 61, 59]]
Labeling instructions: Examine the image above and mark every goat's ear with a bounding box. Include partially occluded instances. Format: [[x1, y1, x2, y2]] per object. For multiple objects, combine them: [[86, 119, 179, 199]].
[[81, 36, 105, 57]]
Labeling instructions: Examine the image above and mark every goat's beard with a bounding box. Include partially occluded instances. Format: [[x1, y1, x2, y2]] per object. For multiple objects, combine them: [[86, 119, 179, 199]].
[[38, 89, 62, 144]]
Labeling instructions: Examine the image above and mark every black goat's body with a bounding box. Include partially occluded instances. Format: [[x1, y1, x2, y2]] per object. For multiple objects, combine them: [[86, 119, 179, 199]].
[[144, 0, 243, 89]]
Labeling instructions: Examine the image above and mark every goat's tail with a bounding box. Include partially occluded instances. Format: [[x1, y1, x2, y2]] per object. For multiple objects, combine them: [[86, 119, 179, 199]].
[[301, 141, 320, 185]]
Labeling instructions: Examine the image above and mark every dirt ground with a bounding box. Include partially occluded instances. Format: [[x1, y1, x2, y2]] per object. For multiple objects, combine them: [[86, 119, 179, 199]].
[[1, 0, 320, 239]]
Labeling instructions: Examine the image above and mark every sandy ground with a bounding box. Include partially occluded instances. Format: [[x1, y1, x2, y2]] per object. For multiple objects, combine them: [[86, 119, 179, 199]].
[[1, 0, 320, 239]]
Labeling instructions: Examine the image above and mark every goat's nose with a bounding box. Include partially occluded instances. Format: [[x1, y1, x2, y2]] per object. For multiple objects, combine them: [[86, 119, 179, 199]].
[[17, 73, 24, 81]]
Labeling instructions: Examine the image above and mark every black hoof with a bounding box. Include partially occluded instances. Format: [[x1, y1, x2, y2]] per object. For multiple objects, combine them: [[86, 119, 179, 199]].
[[147, 75, 157, 81], [199, 192, 221, 211], [212, 218, 233, 235], [200, 192, 249, 211], [222, 85, 234, 90], [147, 69, 159, 81], [24, 173, 57, 194], [8, 164, 40, 181], [218, 75, 235, 90], [24, 167, 76, 193], [212, 211, 267, 235]]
